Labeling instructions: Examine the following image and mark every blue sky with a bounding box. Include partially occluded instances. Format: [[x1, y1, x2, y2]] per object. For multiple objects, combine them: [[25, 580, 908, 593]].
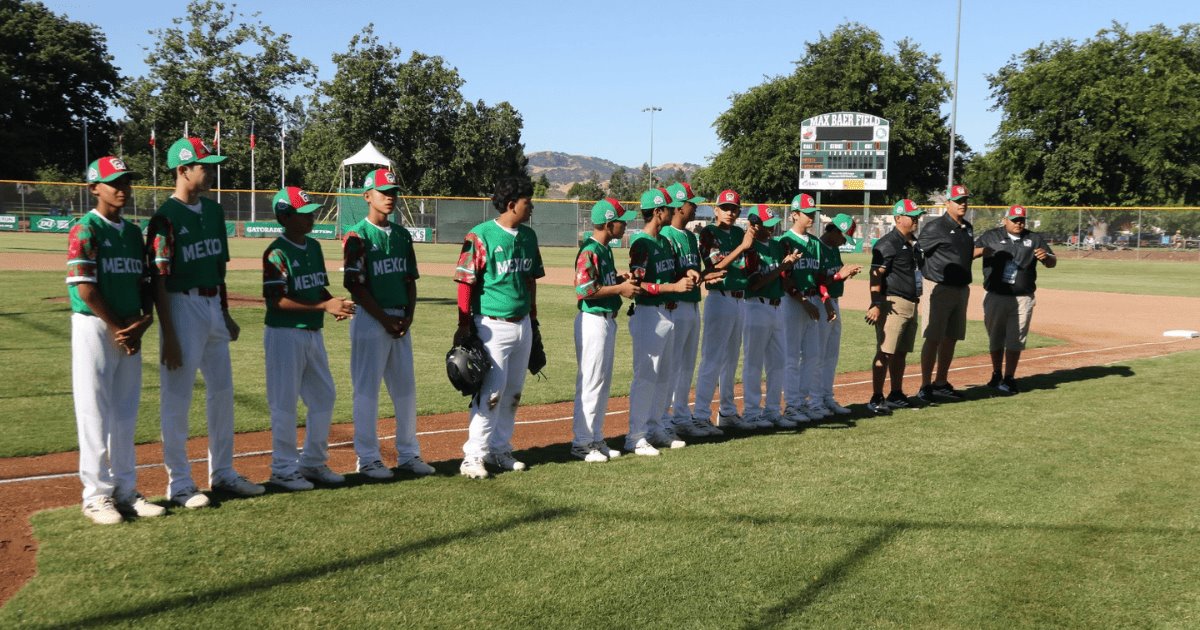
[[44, 0, 1195, 167]]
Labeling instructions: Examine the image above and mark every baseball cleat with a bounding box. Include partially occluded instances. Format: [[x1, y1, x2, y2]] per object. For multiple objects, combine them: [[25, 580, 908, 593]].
[[571, 444, 608, 463], [885, 391, 915, 410], [269, 472, 314, 491], [823, 398, 852, 415], [357, 460, 395, 480], [987, 372, 1003, 389], [691, 417, 724, 436], [718, 413, 758, 431], [592, 441, 622, 458], [484, 451, 527, 472], [300, 465, 346, 485], [915, 385, 938, 404], [748, 414, 775, 429], [213, 474, 266, 497], [866, 395, 893, 416], [998, 377, 1020, 395], [764, 411, 798, 429], [672, 419, 708, 438], [115, 493, 166, 518], [397, 456, 436, 476], [805, 404, 831, 420], [931, 383, 965, 400], [647, 430, 686, 449], [630, 438, 660, 456], [82, 496, 123, 525], [784, 406, 812, 424], [459, 457, 489, 479], [171, 486, 211, 509]]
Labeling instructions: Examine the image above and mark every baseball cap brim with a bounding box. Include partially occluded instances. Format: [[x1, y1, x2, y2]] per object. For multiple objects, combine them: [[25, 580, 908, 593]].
[[614, 209, 638, 222], [669, 194, 707, 208], [295, 203, 322, 214], [93, 170, 139, 183], [947, 193, 969, 201], [898, 209, 926, 217], [196, 154, 227, 165], [368, 183, 399, 192], [762, 217, 782, 227], [793, 207, 819, 215]]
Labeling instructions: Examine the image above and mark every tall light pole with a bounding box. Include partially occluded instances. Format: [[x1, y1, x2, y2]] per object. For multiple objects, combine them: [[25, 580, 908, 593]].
[[947, 0, 963, 190], [642, 106, 661, 188]]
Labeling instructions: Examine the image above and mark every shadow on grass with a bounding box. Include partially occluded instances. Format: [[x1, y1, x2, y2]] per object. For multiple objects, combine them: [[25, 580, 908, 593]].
[[63, 506, 575, 628]]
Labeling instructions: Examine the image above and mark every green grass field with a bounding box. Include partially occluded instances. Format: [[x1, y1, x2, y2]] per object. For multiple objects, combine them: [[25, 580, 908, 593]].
[[3, 351, 1197, 627], [0, 269, 1059, 458]]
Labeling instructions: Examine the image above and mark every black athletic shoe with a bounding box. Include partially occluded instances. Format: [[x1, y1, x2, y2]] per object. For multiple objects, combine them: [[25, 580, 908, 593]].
[[987, 372, 1002, 389], [885, 391, 914, 409], [916, 385, 937, 404], [998, 377, 1020, 395], [867, 395, 893, 415], [931, 383, 965, 400]]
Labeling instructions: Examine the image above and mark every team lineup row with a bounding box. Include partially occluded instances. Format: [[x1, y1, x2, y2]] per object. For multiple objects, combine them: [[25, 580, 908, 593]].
[[68, 137, 1054, 524]]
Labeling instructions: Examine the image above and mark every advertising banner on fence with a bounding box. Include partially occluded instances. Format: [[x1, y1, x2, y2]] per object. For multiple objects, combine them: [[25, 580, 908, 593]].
[[838, 237, 862, 253], [29, 216, 75, 233], [407, 227, 431, 243], [0, 215, 18, 231], [244, 222, 337, 239]]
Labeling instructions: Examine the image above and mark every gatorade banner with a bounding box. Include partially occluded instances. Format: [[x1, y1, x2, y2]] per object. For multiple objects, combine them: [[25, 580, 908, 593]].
[[244, 221, 336, 240], [29, 216, 75, 233], [407, 227, 431, 243], [0, 215, 19, 231], [225, 221, 236, 237]]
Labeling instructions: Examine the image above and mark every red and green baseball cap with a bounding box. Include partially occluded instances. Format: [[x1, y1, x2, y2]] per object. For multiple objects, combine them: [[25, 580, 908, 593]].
[[830, 213, 857, 236], [790, 193, 818, 214], [166, 137, 227, 169], [715, 189, 741, 209], [273, 186, 322, 216], [666, 182, 706, 208], [747, 204, 781, 227], [892, 199, 925, 217], [363, 168, 400, 192], [1006, 204, 1028, 219], [639, 188, 671, 211], [86, 156, 138, 183], [591, 198, 637, 224], [946, 184, 970, 201]]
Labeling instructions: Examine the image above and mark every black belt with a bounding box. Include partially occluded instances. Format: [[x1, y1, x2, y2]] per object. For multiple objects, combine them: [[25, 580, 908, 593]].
[[716, 290, 745, 298], [754, 297, 781, 306], [179, 286, 219, 297], [588, 311, 616, 320], [485, 315, 526, 323]]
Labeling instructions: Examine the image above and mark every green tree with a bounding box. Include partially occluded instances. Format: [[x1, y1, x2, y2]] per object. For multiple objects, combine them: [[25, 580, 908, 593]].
[[532, 173, 551, 199], [0, 0, 121, 178], [293, 25, 527, 196], [705, 23, 964, 203], [606, 167, 639, 202], [119, 0, 316, 190], [567, 171, 605, 201], [988, 23, 1200, 240]]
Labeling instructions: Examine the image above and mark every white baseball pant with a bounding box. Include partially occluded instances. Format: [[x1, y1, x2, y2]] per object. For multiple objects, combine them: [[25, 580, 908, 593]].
[[626, 304, 676, 448], [72, 313, 141, 504], [783, 295, 824, 410], [350, 307, 419, 466], [160, 292, 237, 496], [663, 301, 699, 426], [741, 299, 785, 421], [692, 292, 743, 421], [572, 311, 617, 447], [463, 315, 532, 459], [818, 299, 842, 399], [265, 326, 336, 477]]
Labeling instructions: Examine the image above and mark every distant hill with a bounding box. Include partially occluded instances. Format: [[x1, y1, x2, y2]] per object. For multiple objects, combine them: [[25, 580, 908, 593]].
[[526, 151, 702, 199]]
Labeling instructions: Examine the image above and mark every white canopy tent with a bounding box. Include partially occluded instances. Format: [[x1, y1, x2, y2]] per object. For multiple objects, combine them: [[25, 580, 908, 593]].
[[331, 141, 415, 226]]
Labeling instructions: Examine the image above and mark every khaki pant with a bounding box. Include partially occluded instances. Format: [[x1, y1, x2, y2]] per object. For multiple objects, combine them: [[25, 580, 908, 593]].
[[876, 296, 919, 354], [983, 293, 1036, 351], [920, 280, 969, 341]]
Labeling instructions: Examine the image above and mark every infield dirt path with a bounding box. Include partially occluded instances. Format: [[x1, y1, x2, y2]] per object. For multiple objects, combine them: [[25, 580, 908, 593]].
[[2, 256, 1198, 605]]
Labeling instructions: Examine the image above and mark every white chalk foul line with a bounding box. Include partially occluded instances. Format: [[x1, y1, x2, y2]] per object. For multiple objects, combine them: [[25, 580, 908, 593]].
[[1, 338, 1192, 487]]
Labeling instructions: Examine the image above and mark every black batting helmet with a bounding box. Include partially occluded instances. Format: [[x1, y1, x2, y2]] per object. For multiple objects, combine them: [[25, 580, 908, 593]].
[[446, 335, 489, 397]]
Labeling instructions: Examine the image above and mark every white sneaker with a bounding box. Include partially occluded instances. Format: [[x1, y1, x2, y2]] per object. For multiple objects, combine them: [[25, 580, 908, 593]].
[[115, 493, 166, 518], [484, 451, 527, 472], [824, 397, 851, 415], [269, 472, 314, 491], [171, 486, 210, 509], [692, 417, 724, 437], [764, 411, 798, 429], [357, 460, 395, 480], [630, 438, 660, 456], [82, 496, 123, 525], [648, 429, 686, 449], [213, 474, 266, 497], [300, 465, 345, 485], [784, 406, 812, 424], [592, 441, 621, 459], [397, 456, 436, 476], [571, 444, 608, 463], [460, 457, 489, 479]]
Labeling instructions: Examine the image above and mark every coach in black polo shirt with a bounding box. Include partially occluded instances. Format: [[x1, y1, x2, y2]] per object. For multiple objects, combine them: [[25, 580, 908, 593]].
[[864, 199, 925, 415], [975, 205, 1056, 394], [917, 184, 981, 402]]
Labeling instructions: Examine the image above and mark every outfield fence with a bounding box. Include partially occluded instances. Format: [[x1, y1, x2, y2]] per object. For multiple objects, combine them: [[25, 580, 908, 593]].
[[2, 180, 1198, 254]]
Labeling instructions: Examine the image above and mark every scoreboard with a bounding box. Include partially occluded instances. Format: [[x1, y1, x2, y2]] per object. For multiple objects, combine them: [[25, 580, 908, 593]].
[[798, 112, 890, 191]]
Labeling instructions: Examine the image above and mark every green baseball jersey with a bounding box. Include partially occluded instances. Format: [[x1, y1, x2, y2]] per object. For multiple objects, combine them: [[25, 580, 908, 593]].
[[147, 196, 229, 292], [699, 224, 749, 292], [746, 238, 786, 300], [453, 220, 545, 319], [262, 236, 330, 330], [818, 240, 846, 299], [575, 237, 621, 315], [342, 219, 420, 309], [66, 210, 147, 320], [660, 225, 701, 303], [629, 232, 680, 306], [779, 230, 824, 293]]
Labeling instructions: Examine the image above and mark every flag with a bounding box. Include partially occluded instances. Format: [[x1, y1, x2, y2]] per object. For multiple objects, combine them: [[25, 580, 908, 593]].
[[149, 128, 155, 148], [213, 122, 221, 153], [250, 122, 256, 150]]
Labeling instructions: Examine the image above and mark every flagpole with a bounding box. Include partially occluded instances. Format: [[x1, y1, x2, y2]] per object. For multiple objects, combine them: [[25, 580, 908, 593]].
[[250, 122, 257, 222], [947, 0, 962, 189], [151, 127, 158, 208], [280, 125, 286, 188], [215, 121, 222, 203]]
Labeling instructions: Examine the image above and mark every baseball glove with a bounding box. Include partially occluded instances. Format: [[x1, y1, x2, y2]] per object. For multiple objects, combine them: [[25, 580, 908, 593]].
[[527, 318, 547, 377], [446, 329, 489, 400]]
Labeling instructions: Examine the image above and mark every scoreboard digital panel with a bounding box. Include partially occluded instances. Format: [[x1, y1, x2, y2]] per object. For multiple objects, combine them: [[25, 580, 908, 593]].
[[798, 112, 890, 191]]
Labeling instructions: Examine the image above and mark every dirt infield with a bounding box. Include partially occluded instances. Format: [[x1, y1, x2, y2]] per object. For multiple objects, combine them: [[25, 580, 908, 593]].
[[1, 255, 1198, 605]]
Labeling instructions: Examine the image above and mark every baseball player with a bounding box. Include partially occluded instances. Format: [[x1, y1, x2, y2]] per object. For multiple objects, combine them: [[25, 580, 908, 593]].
[[865, 200, 926, 414], [916, 184, 980, 403], [69, 157, 163, 524], [693, 189, 756, 430], [262, 186, 356, 491], [659, 181, 724, 438], [975, 205, 1057, 394], [453, 178, 545, 478], [815, 214, 864, 414], [779, 194, 828, 423], [572, 198, 641, 462], [343, 169, 434, 479], [742, 205, 803, 429], [626, 188, 695, 455], [147, 137, 264, 508]]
